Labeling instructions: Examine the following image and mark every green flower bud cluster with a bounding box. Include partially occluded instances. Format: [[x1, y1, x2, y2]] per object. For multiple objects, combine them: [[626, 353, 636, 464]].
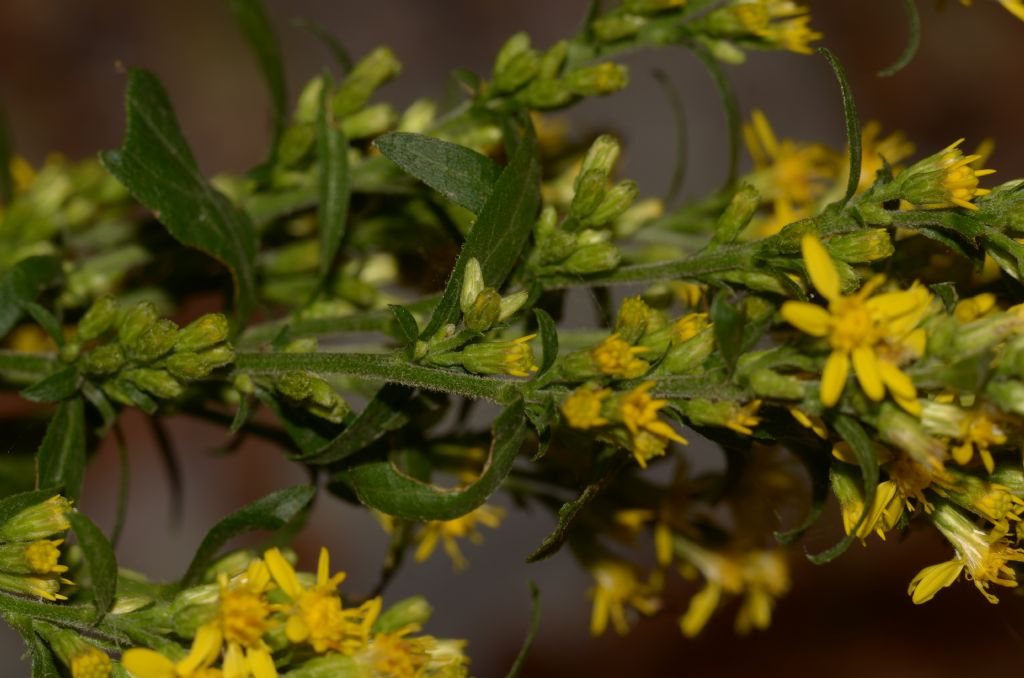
[[458, 258, 528, 333], [72, 297, 234, 408], [275, 370, 350, 424], [490, 33, 629, 110], [528, 206, 622, 277], [0, 495, 73, 602]]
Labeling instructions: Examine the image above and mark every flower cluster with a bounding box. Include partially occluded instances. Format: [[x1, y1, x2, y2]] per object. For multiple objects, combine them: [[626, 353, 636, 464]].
[[0, 495, 73, 602]]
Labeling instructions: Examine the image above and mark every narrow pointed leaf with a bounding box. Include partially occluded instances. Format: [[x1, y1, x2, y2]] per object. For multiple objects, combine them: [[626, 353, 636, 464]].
[[374, 132, 502, 214], [336, 399, 527, 520], [303, 384, 416, 465], [878, 0, 921, 77], [36, 397, 87, 501], [0, 257, 62, 341], [818, 48, 861, 205], [101, 69, 259, 321], [317, 75, 351, 286], [67, 511, 118, 619], [505, 582, 541, 678], [533, 308, 559, 379], [20, 366, 80, 403], [227, 0, 287, 153], [182, 485, 317, 585]]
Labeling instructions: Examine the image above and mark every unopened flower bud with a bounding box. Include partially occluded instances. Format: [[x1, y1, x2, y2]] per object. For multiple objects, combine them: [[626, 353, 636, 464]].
[[449, 335, 537, 378], [519, 78, 572, 109], [199, 344, 235, 370], [498, 290, 529, 321], [276, 371, 314, 401], [333, 46, 402, 118], [293, 76, 325, 125], [124, 368, 184, 399], [538, 40, 569, 79], [277, 123, 316, 167], [341, 103, 398, 139], [374, 596, 434, 634], [164, 352, 211, 381], [465, 288, 502, 332], [654, 327, 714, 374], [493, 46, 540, 93], [494, 33, 532, 79], [616, 296, 653, 344], [561, 242, 621, 275], [77, 296, 119, 342], [579, 135, 621, 183], [824, 229, 894, 264], [593, 14, 647, 42], [176, 314, 230, 353], [83, 344, 125, 375], [749, 368, 806, 400], [118, 301, 158, 348], [585, 179, 638, 226], [0, 496, 72, 542], [398, 98, 437, 133], [563, 63, 629, 96], [460, 258, 485, 315], [711, 183, 759, 248], [535, 229, 577, 265], [130, 318, 179, 363], [570, 169, 608, 221]]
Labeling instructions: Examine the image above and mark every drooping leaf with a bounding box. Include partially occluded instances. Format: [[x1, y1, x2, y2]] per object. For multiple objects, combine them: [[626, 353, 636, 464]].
[[818, 47, 861, 205], [227, 0, 287, 155], [419, 125, 541, 338], [29, 629, 61, 678], [256, 389, 339, 456], [532, 308, 559, 379], [335, 399, 528, 521], [111, 424, 130, 548], [20, 366, 80, 403], [774, 442, 831, 544], [182, 485, 317, 586], [374, 132, 502, 214], [36, 397, 87, 501], [317, 74, 351, 287], [710, 292, 744, 374], [67, 511, 118, 619], [807, 415, 878, 564], [0, 257, 62, 342], [505, 581, 541, 678], [692, 44, 740, 189], [878, 0, 921, 77], [101, 69, 259, 322], [652, 69, 687, 207], [21, 303, 63, 348], [303, 384, 416, 465], [292, 18, 352, 72], [527, 482, 606, 563]]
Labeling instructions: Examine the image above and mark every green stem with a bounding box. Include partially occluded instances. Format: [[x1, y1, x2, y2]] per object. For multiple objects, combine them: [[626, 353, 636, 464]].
[[236, 351, 521, 404]]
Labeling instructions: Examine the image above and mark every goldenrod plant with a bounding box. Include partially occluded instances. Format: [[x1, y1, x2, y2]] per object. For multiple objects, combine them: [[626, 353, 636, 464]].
[[1, 0, 1023, 675]]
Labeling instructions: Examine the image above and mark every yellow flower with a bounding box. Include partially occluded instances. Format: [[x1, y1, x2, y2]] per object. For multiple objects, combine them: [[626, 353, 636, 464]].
[[729, 0, 823, 54], [781, 234, 928, 408], [788, 406, 827, 439], [591, 333, 650, 378], [618, 381, 688, 467], [123, 624, 223, 678], [734, 550, 790, 635], [958, 0, 1024, 22], [413, 505, 505, 571], [210, 559, 279, 678], [725, 399, 762, 435], [922, 400, 1007, 473], [839, 480, 904, 542], [457, 334, 538, 377], [856, 121, 915, 192], [743, 109, 839, 208], [355, 625, 469, 678], [900, 138, 995, 211], [954, 292, 998, 323], [671, 281, 706, 309], [587, 560, 662, 635], [671, 313, 709, 344], [264, 547, 380, 655], [561, 385, 612, 429]]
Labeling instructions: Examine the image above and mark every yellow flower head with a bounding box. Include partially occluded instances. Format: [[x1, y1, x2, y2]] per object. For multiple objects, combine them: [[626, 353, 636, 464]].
[[355, 625, 469, 678], [729, 1, 823, 54], [591, 333, 650, 378], [954, 292, 998, 323], [23, 539, 68, 575], [958, 0, 1024, 22], [587, 560, 662, 636], [68, 646, 111, 678], [413, 505, 505, 571], [856, 121, 915, 192], [781, 235, 929, 408], [671, 281, 706, 309], [561, 385, 612, 429], [725, 399, 763, 436], [123, 623, 224, 678], [900, 138, 996, 211], [671, 312, 709, 344], [617, 381, 688, 467], [210, 559, 279, 678], [458, 334, 538, 378], [744, 109, 840, 207]]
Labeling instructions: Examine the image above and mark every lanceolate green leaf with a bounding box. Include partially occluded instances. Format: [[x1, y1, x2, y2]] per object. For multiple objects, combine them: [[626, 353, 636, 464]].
[[818, 47, 861, 205], [302, 383, 416, 465], [0, 256, 62, 342], [335, 399, 528, 521], [692, 44, 740, 189], [533, 308, 559, 379], [419, 125, 541, 338], [29, 630, 61, 678], [710, 292, 744, 374], [182, 485, 316, 586], [101, 69, 259, 322], [67, 511, 118, 619], [36, 397, 87, 502], [20, 366, 80, 403], [878, 0, 921, 77], [374, 132, 502, 214], [317, 75, 351, 286], [807, 415, 878, 564], [227, 0, 287, 154]]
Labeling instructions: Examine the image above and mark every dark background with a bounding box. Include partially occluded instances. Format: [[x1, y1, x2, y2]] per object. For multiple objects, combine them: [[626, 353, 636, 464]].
[[2, 1, 1024, 675]]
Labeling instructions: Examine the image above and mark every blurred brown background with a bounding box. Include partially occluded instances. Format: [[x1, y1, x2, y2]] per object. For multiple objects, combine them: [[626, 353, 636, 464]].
[[2, 1, 1024, 676]]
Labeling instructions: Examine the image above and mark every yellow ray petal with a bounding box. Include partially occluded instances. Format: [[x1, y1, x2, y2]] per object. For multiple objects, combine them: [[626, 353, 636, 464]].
[[801, 235, 840, 301], [780, 301, 831, 336], [820, 350, 849, 407], [852, 346, 885, 401]]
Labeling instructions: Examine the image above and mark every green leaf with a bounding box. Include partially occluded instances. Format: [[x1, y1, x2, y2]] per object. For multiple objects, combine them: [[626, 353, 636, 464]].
[[388, 305, 420, 350], [652, 69, 687, 206], [807, 415, 878, 564], [67, 511, 118, 619], [20, 366, 80, 404], [692, 44, 739, 189], [526, 482, 605, 563], [256, 390, 337, 456], [774, 442, 830, 545], [0, 257, 62, 342], [419, 125, 540, 338], [710, 292, 744, 374], [227, 0, 287, 155], [930, 282, 959, 313], [505, 582, 541, 678], [101, 69, 259, 322], [111, 425, 130, 548], [0, 488, 62, 528], [36, 397, 87, 501], [878, 0, 921, 77], [292, 18, 352, 72], [21, 302, 64, 348], [533, 309, 559, 379], [818, 48, 861, 206], [336, 399, 528, 520], [30, 630, 61, 678], [317, 75, 351, 286], [182, 485, 317, 586], [0, 101, 12, 205], [303, 384, 416, 465], [374, 132, 502, 214]]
